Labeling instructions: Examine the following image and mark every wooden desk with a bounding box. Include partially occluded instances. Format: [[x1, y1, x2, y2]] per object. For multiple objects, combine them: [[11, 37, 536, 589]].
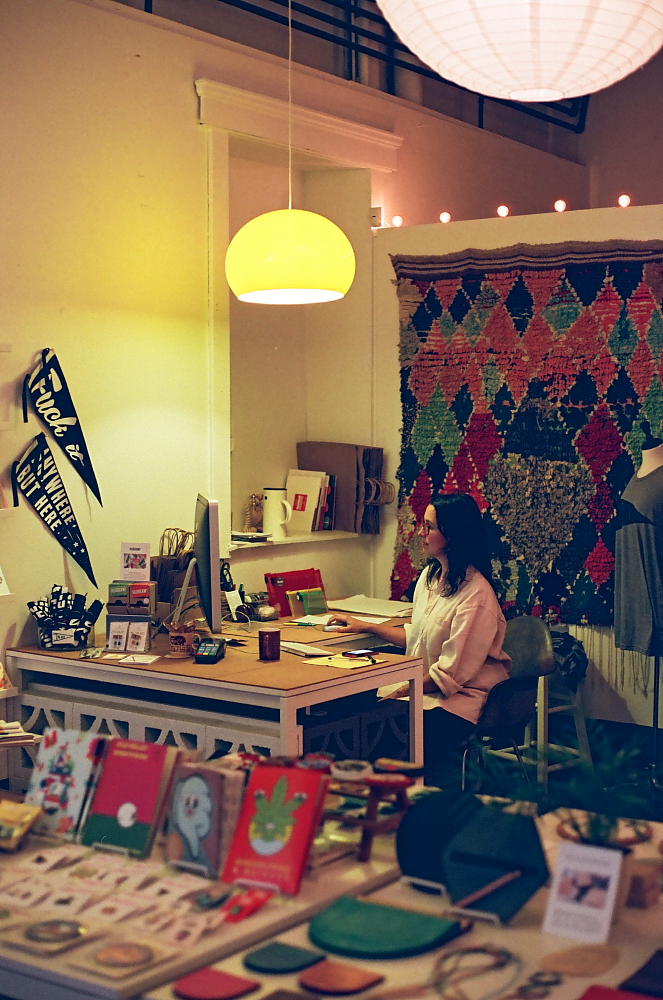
[[5, 640, 423, 790]]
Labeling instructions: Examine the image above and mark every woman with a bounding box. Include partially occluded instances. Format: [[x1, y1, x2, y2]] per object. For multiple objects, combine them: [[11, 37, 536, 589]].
[[328, 492, 510, 784]]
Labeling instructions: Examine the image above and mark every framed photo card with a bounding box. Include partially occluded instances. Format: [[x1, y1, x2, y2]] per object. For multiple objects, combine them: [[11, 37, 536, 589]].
[[120, 542, 150, 582], [543, 840, 624, 943]]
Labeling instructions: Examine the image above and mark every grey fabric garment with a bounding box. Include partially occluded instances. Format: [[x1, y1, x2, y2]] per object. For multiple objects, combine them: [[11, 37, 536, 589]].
[[614, 467, 663, 655]]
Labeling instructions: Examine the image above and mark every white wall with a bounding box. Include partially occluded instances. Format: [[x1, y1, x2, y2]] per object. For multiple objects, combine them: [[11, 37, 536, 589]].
[[581, 49, 663, 211], [1, 0, 215, 654]]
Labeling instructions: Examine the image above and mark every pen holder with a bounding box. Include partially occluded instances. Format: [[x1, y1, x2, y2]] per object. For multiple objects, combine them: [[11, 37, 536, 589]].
[[38, 625, 91, 651], [167, 626, 201, 658]]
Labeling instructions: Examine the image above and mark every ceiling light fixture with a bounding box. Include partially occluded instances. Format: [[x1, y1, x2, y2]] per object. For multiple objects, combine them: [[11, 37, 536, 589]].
[[375, 1, 663, 101], [224, 2, 356, 304]]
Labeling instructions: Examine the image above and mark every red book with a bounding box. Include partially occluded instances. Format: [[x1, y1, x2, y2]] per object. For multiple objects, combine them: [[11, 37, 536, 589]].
[[81, 739, 178, 857], [222, 765, 329, 895]]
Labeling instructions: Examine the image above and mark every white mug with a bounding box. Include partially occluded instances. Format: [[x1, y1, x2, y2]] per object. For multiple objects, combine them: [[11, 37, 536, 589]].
[[262, 487, 293, 540]]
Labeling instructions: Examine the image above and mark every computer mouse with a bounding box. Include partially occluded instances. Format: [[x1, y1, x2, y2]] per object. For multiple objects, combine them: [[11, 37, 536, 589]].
[[323, 624, 343, 632]]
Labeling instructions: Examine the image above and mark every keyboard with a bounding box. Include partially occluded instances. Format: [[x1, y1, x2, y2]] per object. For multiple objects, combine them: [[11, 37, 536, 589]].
[[281, 640, 327, 657]]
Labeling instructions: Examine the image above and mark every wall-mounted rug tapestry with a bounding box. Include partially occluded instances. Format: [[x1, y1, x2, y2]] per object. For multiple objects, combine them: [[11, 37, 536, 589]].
[[390, 240, 663, 625]]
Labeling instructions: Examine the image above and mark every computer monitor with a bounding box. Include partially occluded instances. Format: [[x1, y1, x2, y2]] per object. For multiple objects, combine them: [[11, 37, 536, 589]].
[[173, 493, 223, 633]]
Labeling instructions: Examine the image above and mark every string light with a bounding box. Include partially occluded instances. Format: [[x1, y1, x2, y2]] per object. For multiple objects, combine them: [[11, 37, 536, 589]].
[[391, 215, 404, 227], [439, 211, 452, 224], [496, 205, 510, 218], [618, 194, 631, 208], [554, 199, 567, 213]]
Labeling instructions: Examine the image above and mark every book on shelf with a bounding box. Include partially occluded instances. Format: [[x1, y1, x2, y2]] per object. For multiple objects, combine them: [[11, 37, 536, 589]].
[[25, 728, 107, 839], [322, 474, 336, 530], [222, 764, 329, 895], [296, 441, 385, 534], [164, 760, 245, 878], [285, 469, 326, 534], [80, 738, 179, 857]]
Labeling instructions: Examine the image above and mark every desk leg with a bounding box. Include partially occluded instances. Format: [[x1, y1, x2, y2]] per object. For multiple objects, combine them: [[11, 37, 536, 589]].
[[280, 700, 303, 757], [408, 673, 423, 764]]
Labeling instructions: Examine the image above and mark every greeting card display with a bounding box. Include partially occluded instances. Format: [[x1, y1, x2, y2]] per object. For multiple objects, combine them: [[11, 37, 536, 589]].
[[25, 728, 106, 839], [80, 739, 178, 857], [222, 765, 328, 895], [165, 763, 226, 878], [543, 841, 624, 943]]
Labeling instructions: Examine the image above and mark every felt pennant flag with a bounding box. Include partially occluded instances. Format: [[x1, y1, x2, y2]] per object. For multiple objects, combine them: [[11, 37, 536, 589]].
[[12, 434, 97, 586], [23, 348, 102, 505]]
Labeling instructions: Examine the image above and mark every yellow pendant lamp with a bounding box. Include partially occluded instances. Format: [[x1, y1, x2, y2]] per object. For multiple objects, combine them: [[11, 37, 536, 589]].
[[224, 1, 356, 306], [225, 208, 356, 305]]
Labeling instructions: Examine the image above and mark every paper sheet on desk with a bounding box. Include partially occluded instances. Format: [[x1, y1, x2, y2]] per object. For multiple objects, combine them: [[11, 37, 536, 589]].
[[313, 655, 387, 669], [327, 595, 413, 617], [293, 613, 392, 625]]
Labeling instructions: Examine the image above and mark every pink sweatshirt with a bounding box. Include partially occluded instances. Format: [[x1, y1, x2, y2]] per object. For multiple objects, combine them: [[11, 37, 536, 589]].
[[400, 565, 511, 725]]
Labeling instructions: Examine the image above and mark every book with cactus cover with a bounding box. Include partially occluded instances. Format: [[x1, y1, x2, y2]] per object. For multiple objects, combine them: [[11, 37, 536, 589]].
[[222, 765, 329, 895]]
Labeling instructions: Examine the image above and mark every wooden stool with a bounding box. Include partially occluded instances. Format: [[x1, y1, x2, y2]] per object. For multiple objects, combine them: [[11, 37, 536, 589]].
[[324, 773, 414, 862]]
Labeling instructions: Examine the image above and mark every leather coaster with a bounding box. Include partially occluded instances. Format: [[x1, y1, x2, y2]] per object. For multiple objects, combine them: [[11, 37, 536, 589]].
[[244, 940, 325, 973], [174, 968, 261, 1000], [540, 945, 621, 977], [576, 988, 658, 1000], [309, 895, 464, 958], [298, 958, 384, 995]]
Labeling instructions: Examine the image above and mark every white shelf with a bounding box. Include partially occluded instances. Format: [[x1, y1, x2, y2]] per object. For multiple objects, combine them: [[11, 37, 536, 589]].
[[0, 687, 18, 700], [229, 530, 361, 553]]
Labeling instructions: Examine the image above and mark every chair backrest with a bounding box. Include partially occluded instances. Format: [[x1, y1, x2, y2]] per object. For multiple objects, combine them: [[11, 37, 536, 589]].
[[477, 617, 556, 737], [502, 616, 556, 679]]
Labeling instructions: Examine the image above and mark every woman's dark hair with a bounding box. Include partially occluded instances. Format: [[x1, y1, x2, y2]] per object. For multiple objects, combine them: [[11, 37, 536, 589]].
[[425, 492, 496, 595]]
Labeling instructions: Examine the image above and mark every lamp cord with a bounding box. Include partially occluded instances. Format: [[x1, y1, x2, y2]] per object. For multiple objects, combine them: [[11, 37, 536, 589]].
[[288, 0, 293, 210]]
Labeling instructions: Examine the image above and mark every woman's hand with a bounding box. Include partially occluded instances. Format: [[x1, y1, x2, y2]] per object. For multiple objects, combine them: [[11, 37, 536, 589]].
[[326, 613, 371, 634], [381, 683, 409, 699], [382, 675, 439, 699]]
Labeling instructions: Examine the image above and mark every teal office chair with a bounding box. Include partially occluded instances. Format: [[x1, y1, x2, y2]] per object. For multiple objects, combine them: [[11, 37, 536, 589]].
[[460, 616, 557, 791]]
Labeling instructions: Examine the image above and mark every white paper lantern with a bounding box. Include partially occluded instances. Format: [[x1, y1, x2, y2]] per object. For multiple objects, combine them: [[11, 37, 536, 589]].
[[376, 1, 663, 100]]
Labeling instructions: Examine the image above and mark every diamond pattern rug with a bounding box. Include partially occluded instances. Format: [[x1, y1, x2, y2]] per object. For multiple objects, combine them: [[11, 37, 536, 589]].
[[390, 240, 663, 625]]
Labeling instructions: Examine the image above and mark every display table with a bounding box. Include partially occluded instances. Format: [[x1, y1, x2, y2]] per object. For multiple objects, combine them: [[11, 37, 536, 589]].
[[0, 838, 399, 1000], [4, 637, 423, 790], [145, 814, 663, 1000]]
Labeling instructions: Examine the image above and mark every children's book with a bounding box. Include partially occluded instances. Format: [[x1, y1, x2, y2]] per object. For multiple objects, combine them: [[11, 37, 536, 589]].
[[25, 728, 107, 839], [80, 739, 179, 857], [222, 765, 329, 895], [165, 761, 246, 878], [165, 762, 224, 878]]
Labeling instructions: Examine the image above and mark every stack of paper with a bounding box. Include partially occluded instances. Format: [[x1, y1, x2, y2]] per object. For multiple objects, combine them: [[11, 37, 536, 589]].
[[0, 720, 39, 747], [286, 469, 328, 534], [327, 594, 413, 618]]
